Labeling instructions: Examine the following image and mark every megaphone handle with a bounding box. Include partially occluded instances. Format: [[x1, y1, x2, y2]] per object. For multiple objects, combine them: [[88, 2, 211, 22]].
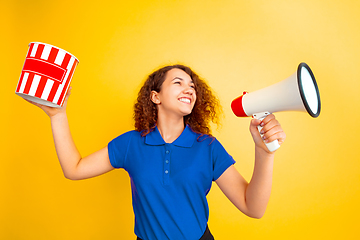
[[253, 112, 281, 152]]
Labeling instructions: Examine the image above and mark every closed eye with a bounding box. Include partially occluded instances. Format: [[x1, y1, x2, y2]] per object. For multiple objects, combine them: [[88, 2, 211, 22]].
[[172, 77, 195, 89]]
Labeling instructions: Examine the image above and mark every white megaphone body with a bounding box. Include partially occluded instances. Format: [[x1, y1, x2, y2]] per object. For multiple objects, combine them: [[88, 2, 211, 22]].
[[231, 62, 321, 152]]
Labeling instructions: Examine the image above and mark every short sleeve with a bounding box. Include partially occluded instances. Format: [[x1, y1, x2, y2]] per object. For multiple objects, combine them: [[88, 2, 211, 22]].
[[108, 131, 134, 169], [211, 138, 236, 181]]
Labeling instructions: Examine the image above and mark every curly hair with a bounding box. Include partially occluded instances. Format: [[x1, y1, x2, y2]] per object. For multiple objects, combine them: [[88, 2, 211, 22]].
[[134, 64, 222, 137]]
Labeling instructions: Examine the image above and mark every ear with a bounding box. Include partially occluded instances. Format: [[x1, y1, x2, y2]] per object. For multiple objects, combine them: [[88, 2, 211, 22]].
[[150, 90, 161, 105]]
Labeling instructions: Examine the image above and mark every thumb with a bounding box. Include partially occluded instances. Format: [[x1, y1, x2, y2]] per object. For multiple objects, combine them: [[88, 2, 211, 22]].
[[249, 118, 261, 134], [249, 118, 264, 144], [61, 87, 72, 108]]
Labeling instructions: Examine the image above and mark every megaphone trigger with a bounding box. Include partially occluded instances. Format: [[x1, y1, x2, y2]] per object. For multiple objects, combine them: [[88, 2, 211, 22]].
[[253, 112, 281, 152]]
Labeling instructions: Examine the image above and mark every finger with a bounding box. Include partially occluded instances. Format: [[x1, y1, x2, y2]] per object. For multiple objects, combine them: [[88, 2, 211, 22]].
[[250, 118, 263, 136], [260, 114, 286, 145], [259, 113, 275, 125], [259, 118, 280, 135], [250, 118, 262, 128], [65, 87, 71, 100], [62, 87, 72, 107], [262, 126, 286, 144], [249, 119, 266, 145]]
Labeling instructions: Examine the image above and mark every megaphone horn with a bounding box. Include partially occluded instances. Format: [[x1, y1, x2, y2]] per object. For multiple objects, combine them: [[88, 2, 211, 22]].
[[231, 62, 321, 151]]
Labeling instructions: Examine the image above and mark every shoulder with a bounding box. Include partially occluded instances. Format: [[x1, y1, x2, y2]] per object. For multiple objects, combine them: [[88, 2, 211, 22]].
[[109, 130, 142, 145], [116, 130, 140, 138], [195, 134, 229, 155], [108, 130, 143, 169]]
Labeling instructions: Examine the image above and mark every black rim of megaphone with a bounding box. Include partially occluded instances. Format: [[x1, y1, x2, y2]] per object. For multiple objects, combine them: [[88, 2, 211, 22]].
[[297, 62, 321, 118]]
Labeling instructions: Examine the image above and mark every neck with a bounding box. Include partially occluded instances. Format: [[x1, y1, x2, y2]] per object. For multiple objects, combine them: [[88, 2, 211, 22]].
[[156, 113, 185, 143]]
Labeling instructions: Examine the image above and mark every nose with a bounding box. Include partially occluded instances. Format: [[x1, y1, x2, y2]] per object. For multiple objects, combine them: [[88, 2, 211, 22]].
[[184, 88, 194, 96], [183, 85, 195, 95]]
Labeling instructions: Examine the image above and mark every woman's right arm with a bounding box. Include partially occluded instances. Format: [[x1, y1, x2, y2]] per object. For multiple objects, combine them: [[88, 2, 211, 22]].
[[27, 89, 114, 180]]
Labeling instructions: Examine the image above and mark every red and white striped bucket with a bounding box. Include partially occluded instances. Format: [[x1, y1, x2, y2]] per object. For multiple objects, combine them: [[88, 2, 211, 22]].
[[15, 42, 79, 107]]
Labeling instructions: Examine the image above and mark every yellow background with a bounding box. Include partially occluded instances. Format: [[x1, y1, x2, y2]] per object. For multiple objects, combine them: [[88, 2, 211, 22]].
[[1, 0, 359, 239]]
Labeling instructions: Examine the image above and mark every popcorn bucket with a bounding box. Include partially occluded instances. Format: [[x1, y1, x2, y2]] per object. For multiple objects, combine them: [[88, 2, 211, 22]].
[[15, 42, 79, 108]]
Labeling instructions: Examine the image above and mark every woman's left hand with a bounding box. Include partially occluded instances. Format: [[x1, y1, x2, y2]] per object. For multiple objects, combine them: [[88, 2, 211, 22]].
[[249, 114, 286, 153]]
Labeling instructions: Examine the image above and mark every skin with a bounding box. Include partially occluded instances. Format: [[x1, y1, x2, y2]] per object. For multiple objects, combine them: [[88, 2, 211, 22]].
[[26, 68, 286, 219], [150, 68, 197, 143]]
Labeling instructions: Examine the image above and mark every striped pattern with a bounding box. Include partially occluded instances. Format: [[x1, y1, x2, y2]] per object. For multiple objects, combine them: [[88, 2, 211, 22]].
[[16, 42, 79, 107]]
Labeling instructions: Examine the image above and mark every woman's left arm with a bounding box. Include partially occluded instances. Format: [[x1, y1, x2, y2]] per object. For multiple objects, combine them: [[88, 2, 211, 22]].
[[215, 114, 286, 219]]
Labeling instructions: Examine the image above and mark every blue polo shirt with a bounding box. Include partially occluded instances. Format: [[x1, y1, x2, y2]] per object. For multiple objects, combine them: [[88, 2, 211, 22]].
[[108, 125, 235, 240]]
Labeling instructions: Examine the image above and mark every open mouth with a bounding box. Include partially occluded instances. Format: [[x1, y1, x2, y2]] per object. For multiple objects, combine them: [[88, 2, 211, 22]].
[[179, 97, 191, 104]]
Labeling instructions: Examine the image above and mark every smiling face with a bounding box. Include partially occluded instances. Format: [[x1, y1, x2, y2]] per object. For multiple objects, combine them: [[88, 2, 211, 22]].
[[151, 68, 197, 119]]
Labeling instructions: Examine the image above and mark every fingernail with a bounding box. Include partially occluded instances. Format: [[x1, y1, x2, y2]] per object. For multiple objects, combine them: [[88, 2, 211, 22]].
[[260, 130, 264, 134], [260, 122, 265, 127]]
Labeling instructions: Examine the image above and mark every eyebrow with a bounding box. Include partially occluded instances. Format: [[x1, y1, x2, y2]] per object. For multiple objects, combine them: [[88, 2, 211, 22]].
[[172, 77, 194, 84]]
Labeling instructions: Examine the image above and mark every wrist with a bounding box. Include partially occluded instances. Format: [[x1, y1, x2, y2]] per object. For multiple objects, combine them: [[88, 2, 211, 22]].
[[50, 111, 67, 122], [255, 145, 275, 160]]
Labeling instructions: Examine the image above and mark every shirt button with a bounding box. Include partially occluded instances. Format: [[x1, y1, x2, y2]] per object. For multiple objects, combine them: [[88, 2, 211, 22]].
[[166, 150, 170, 154], [165, 170, 169, 174], [165, 160, 169, 164]]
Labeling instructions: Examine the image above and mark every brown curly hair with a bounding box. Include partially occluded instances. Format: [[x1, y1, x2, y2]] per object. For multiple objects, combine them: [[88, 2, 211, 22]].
[[134, 64, 222, 137]]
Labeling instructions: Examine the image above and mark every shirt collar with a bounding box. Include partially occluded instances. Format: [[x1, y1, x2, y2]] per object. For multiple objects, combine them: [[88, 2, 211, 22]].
[[145, 125, 197, 148]]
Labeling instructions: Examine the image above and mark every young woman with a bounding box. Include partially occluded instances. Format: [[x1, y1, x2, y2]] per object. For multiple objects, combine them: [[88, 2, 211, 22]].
[[27, 64, 286, 240]]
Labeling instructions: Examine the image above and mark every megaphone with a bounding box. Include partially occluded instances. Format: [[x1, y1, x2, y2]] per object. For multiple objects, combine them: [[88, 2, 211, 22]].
[[231, 62, 321, 152]]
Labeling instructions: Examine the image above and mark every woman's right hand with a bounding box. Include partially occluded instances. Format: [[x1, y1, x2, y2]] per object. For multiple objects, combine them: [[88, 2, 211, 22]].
[[24, 87, 71, 118]]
